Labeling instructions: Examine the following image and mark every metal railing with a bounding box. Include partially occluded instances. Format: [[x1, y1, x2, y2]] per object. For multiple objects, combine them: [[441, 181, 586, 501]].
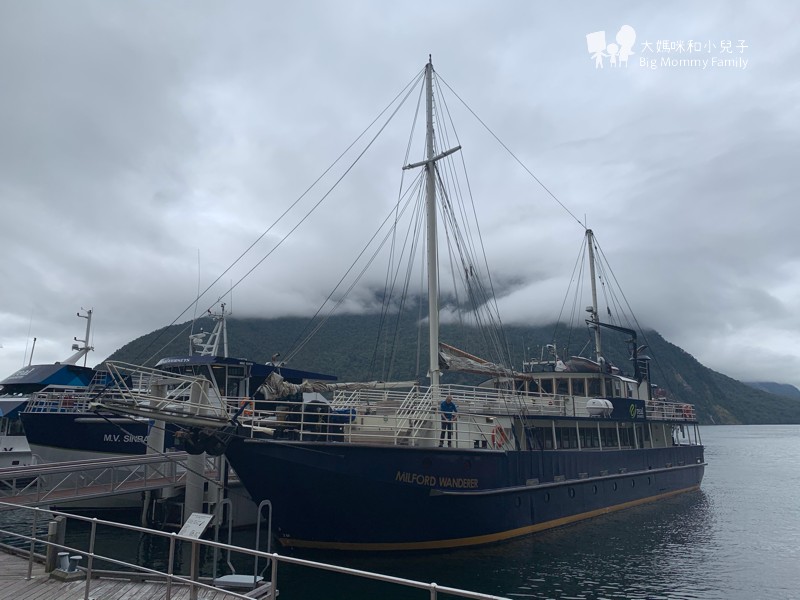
[[0, 452, 219, 508], [0, 502, 509, 600], [248, 400, 516, 450], [645, 398, 696, 420]]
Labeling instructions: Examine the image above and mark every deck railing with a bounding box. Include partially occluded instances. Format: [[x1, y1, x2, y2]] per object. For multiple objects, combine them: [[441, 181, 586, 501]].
[[0, 502, 509, 600]]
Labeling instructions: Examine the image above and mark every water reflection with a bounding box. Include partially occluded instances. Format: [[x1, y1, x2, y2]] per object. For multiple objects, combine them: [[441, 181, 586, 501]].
[[2, 425, 796, 600]]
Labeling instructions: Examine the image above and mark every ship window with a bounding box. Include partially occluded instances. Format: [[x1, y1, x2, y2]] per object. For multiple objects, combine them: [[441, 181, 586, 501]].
[[558, 427, 575, 449], [556, 379, 569, 395], [543, 427, 553, 449], [647, 476, 652, 485], [592, 485, 597, 494], [12, 460, 19, 466], [587, 378, 601, 397], [627, 383, 634, 398], [568, 488, 575, 498], [566, 428, 578, 449], [602, 427, 617, 448], [613, 482, 618, 491], [572, 379, 586, 397], [630, 479, 635, 488], [528, 380, 540, 393], [515, 496, 521, 507], [540, 379, 554, 394], [603, 378, 613, 397], [227, 378, 243, 398], [8, 419, 25, 436], [582, 427, 599, 448], [544, 492, 550, 502], [613, 380, 622, 397], [619, 428, 629, 447], [211, 366, 226, 392], [228, 366, 245, 377]]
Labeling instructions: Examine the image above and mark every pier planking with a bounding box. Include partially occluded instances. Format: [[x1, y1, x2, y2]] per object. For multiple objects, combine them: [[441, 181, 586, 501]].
[[0, 549, 252, 600]]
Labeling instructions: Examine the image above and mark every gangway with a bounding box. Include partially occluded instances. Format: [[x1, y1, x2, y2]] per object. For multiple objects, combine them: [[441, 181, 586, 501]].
[[0, 452, 219, 509]]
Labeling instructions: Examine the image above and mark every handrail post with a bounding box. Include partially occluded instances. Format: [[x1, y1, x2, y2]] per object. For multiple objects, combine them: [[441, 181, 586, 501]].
[[166, 533, 176, 600], [430, 582, 438, 599], [270, 552, 278, 598], [189, 540, 201, 600], [26, 508, 38, 579], [83, 518, 97, 600], [300, 403, 305, 441]]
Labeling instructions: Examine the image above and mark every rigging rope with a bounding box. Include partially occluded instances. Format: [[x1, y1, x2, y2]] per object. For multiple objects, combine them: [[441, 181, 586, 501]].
[[593, 236, 679, 402], [284, 173, 426, 364], [134, 69, 425, 364], [435, 74, 586, 230]]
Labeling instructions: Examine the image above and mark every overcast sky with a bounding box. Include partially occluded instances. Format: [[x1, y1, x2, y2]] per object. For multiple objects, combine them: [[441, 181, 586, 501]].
[[0, 1, 797, 387]]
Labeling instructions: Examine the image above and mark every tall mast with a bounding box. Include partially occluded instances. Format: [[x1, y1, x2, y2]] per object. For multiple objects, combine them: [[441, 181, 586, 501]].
[[586, 229, 603, 361], [402, 58, 460, 387], [424, 60, 440, 388], [63, 308, 94, 366]]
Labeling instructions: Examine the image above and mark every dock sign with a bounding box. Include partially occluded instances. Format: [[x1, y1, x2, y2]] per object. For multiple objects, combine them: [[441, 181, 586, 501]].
[[177, 513, 214, 540]]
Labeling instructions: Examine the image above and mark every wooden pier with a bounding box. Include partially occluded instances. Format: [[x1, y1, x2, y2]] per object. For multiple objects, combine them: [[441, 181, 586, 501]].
[[0, 547, 259, 600]]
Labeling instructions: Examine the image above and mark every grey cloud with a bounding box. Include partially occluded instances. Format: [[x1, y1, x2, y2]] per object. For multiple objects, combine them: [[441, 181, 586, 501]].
[[0, 1, 797, 388]]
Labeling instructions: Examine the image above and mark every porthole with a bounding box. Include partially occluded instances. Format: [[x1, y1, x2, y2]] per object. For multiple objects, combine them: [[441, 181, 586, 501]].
[[515, 496, 521, 508], [613, 482, 618, 491], [647, 476, 652, 485], [630, 479, 635, 488], [568, 488, 575, 498], [463, 460, 471, 471], [422, 458, 432, 470], [544, 492, 550, 502], [592, 485, 598, 494]]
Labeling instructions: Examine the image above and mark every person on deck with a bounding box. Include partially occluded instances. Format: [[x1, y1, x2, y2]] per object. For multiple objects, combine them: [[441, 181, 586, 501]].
[[439, 395, 458, 447]]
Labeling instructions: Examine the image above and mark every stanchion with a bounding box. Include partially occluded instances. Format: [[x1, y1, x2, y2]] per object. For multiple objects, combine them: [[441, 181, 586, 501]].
[[26, 509, 38, 580]]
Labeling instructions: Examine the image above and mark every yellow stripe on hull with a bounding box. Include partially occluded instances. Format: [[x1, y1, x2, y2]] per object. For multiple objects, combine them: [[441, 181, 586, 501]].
[[280, 485, 701, 551]]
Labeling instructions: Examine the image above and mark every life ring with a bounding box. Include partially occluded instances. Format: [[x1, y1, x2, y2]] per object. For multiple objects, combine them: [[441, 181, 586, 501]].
[[682, 405, 691, 419], [492, 425, 507, 448]]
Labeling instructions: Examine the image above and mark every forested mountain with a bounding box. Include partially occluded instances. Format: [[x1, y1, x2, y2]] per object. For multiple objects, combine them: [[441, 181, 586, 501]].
[[103, 313, 799, 425], [742, 382, 800, 398]]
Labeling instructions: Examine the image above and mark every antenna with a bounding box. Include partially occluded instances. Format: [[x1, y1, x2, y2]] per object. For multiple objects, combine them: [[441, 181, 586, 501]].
[[190, 249, 201, 354], [28, 338, 37, 366], [22, 309, 33, 367]]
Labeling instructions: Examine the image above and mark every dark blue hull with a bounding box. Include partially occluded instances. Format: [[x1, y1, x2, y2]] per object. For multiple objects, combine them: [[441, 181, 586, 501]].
[[19, 412, 179, 457], [225, 439, 705, 550]]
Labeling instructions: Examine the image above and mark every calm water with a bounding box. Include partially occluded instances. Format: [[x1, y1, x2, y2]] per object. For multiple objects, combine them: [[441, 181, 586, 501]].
[[3, 425, 798, 599]]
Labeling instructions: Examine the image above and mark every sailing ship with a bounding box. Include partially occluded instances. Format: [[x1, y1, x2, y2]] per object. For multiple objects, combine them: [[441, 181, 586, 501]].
[[91, 59, 705, 550]]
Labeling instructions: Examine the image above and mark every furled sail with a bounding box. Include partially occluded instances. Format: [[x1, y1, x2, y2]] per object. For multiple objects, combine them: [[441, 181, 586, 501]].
[[437, 342, 542, 380], [256, 372, 417, 400]]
